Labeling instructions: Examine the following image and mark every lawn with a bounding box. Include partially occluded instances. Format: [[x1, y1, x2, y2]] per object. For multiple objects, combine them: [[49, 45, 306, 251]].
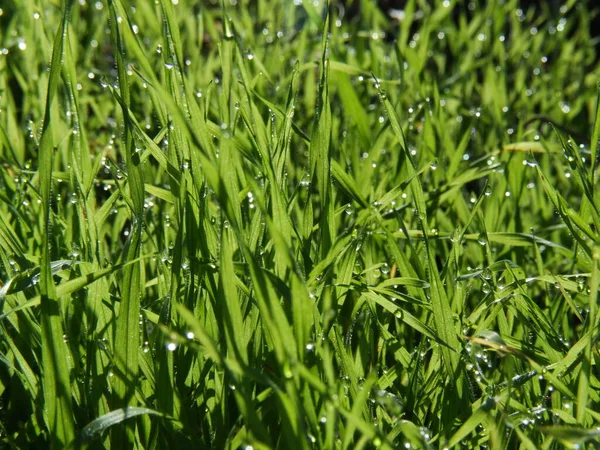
[[0, 0, 599, 448]]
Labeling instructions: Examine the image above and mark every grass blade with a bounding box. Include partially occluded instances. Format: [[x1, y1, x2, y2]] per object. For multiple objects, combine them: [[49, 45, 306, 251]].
[[37, 0, 76, 446]]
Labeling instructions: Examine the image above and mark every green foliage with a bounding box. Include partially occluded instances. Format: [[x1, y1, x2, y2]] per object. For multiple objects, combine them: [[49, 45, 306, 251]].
[[0, 0, 599, 448]]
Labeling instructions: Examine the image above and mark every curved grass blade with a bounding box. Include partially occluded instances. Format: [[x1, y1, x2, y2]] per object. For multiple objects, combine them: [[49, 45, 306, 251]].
[[539, 425, 600, 448], [66, 407, 168, 450]]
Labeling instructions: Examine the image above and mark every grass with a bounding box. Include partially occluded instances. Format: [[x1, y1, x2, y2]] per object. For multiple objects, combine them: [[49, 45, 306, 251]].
[[0, 0, 600, 448]]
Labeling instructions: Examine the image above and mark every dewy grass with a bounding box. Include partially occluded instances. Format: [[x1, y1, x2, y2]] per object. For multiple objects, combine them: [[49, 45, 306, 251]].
[[0, 0, 600, 448]]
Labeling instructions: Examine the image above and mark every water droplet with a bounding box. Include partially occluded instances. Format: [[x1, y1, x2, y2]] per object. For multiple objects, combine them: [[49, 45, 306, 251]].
[[164, 56, 176, 70], [166, 342, 177, 351], [477, 233, 488, 246], [523, 154, 538, 167]]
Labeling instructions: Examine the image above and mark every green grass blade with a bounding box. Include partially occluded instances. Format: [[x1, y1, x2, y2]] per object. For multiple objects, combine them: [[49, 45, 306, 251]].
[[66, 407, 168, 450], [311, 9, 334, 260], [37, 0, 76, 446], [106, 1, 146, 447]]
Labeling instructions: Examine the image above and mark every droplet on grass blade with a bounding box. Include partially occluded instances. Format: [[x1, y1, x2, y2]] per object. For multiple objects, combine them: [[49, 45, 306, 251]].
[[166, 342, 177, 352], [477, 233, 488, 246]]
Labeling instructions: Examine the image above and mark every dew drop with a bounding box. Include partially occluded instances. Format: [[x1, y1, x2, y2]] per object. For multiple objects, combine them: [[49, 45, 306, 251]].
[[477, 233, 488, 246], [164, 56, 176, 70], [166, 342, 177, 352]]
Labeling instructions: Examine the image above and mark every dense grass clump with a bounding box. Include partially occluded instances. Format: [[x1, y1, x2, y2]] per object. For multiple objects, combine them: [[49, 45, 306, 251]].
[[1, 0, 600, 448]]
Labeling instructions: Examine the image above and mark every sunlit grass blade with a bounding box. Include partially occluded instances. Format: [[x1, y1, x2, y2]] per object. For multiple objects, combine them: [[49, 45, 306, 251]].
[[37, 0, 76, 446], [66, 407, 168, 450], [311, 7, 334, 260], [576, 251, 599, 424], [589, 81, 600, 184], [106, 0, 146, 447]]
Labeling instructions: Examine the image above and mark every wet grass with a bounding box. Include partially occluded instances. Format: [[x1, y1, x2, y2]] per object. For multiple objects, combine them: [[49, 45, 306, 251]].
[[1, 0, 600, 448]]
